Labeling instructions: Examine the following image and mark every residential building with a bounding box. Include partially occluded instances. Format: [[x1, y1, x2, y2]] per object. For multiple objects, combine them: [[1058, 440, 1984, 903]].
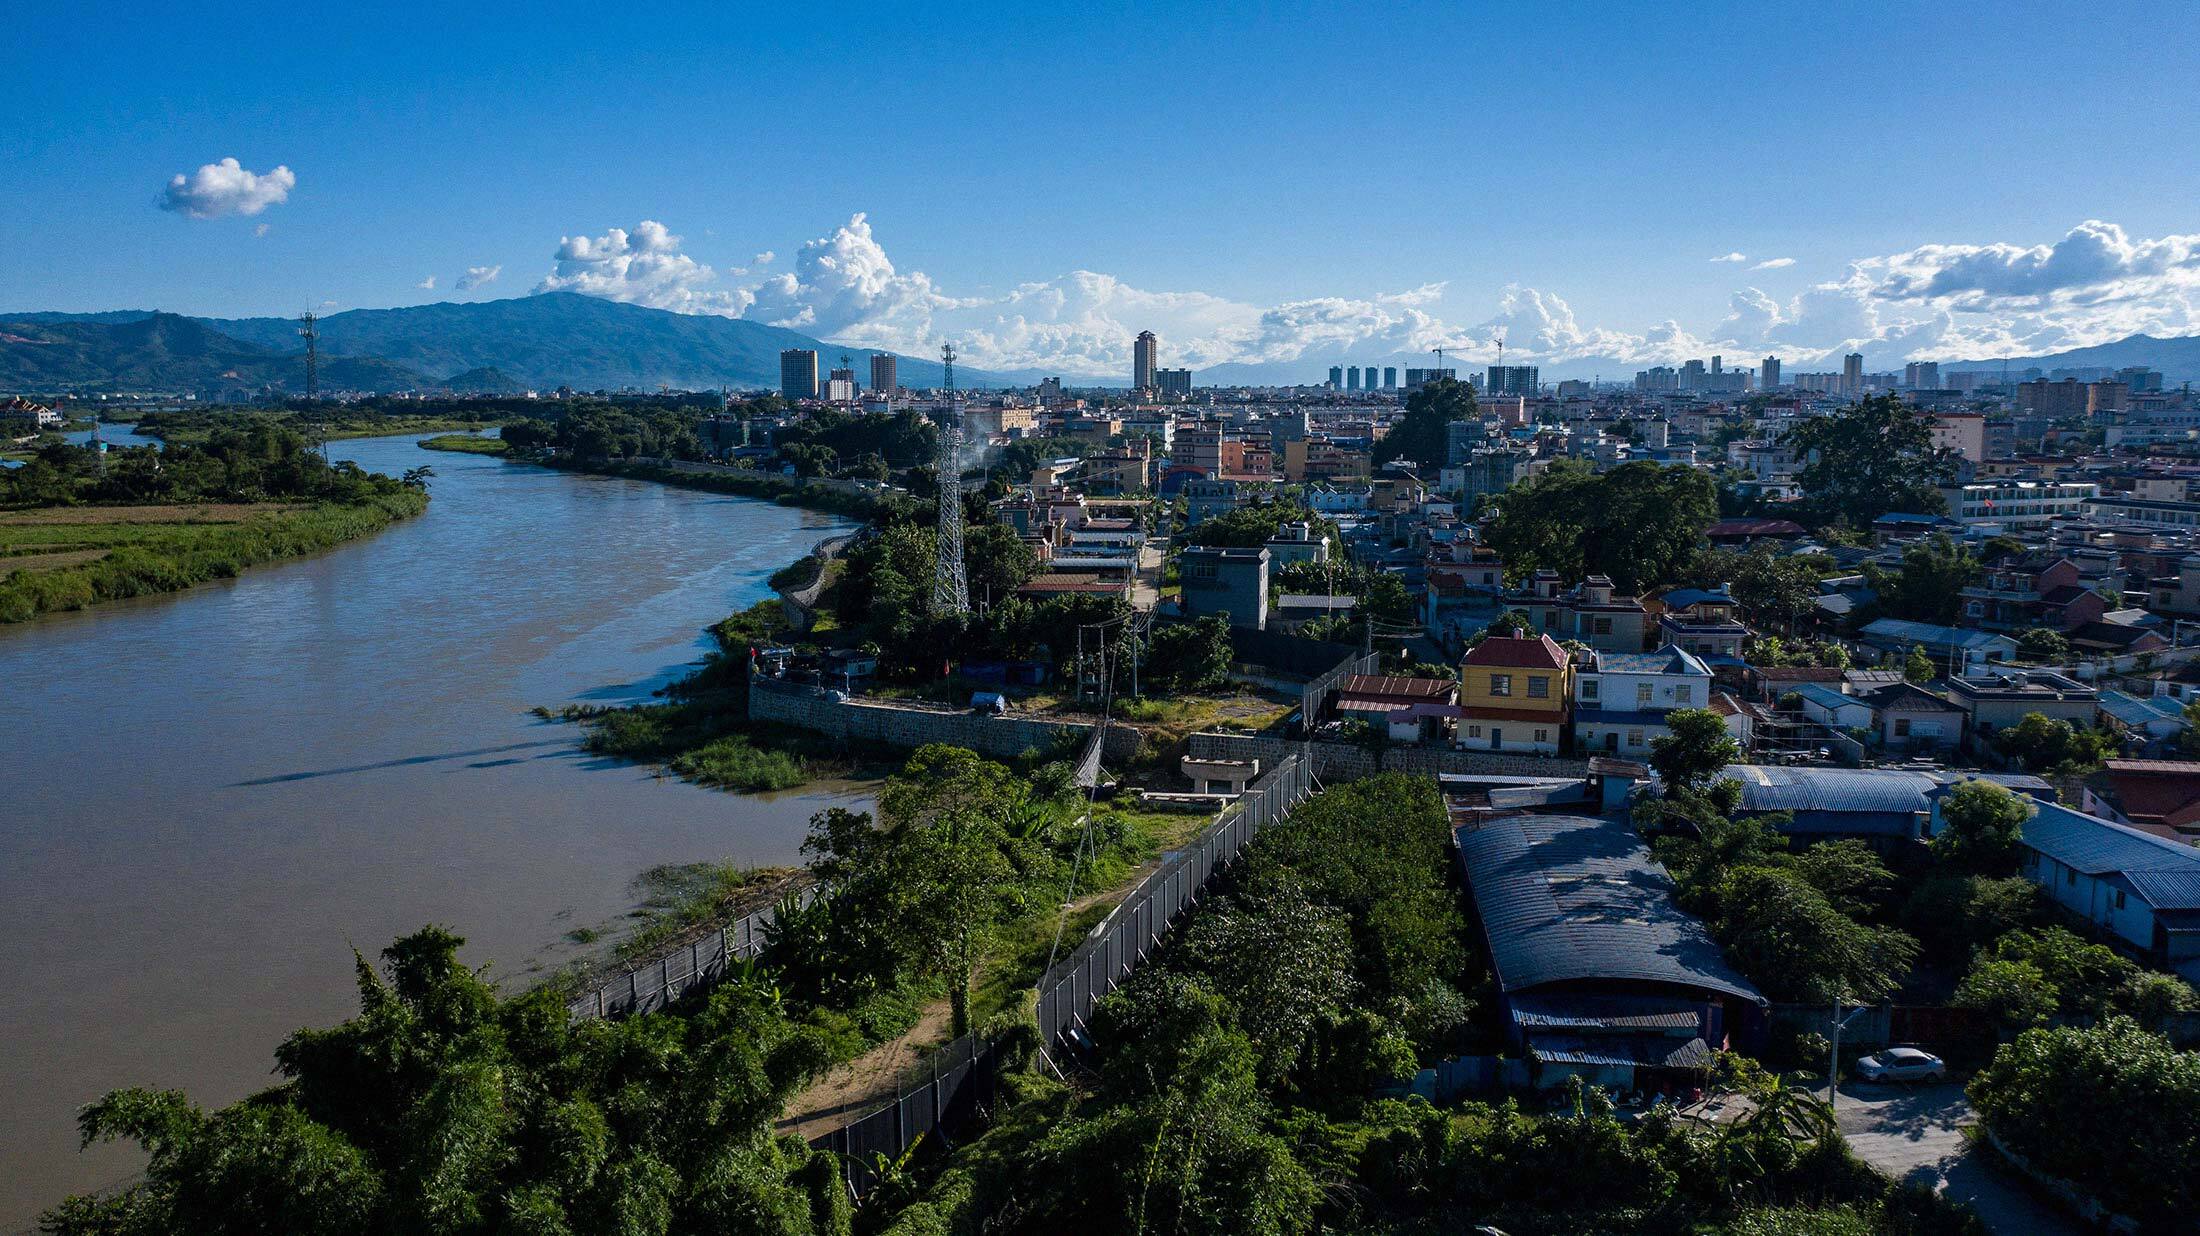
[[869, 353, 898, 394], [1842, 352, 1864, 394], [1937, 480, 2099, 529], [1458, 634, 1571, 754], [2005, 802, 2200, 985], [2081, 494, 2200, 532], [1573, 646, 1713, 756], [1866, 682, 1968, 753], [1154, 367, 1192, 397], [1904, 361, 1942, 389], [779, 349, 819, 401], [1957, 555, 2106, 632], [1516, 573, 1652, 653], [1728, 765, 2051, 845], [1181, 478, 1240, 525], [1485, 365, 1539, 395], [1133, 330, 1159, 390], [1328, 365, 1345, 388], [1652, 586, 1749, 661], [1404, 367, 1456, 389], [1177, 546, 1268, 630], [1261, 521, 1329, 569], [1382, 366, 1398, 389], [1332, 674, 1458, 742], [1759, 356, 1781, 389], [1929, 412, 1984, 461], [1859, 618, 2018, 671], [2083, 760, 2200, 841], [1791, 682, 1877, 732], [0, 397, 63, 432], [1944, 669, 2098, 740]]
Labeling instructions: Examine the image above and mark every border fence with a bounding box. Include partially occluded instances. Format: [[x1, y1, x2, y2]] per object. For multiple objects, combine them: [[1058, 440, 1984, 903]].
[[810, 752, 1314, 1197], [565, 885, 818, 1022]]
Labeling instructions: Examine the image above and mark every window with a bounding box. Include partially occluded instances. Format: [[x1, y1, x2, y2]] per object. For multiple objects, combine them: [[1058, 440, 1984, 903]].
[[1534, 729, 1549, 743], [1636, 682, 1654, 706], [1594, 617, 1613, 635], [2067, 868, 2077, 886], [1581, 679, 1600, 700], [1627, 730, 1645, 747], [2115, 889, 2127, 910], [1672, 685, 1691, 705], [1466, 725, 1482, 738], [1490, 674, 1512, 697], [1528, 676, 1550, 699], [1894, 718, 1911, 737]]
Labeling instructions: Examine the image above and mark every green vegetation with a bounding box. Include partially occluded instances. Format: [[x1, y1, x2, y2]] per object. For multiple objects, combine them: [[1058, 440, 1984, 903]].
[[1483, 459, 1718, 594], [1371, 375, 1475, 470], [1781, 395, 1963, 529], [41, 928, 846, 1236], [0, 425, 429, 622], [870, 775, 1979, 1236], [1970, 1018, 2200, 1230], [134, 407, 493, 444], [1991, 710, 2117, 776], [417, 433, 510, 455], [1864, 534, 1981, 626], [607, 862, 797, 966]]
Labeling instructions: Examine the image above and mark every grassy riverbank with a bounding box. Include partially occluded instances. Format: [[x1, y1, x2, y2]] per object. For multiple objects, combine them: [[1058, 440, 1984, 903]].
[[0, 491, 429, 623], [547, 454, 919, 522], [134, 410, 495, 444], [417, 432, 510, 455]]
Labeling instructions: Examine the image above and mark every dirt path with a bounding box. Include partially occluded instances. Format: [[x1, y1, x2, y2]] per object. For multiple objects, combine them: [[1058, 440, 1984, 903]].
[[776, 998, 956, 1139]]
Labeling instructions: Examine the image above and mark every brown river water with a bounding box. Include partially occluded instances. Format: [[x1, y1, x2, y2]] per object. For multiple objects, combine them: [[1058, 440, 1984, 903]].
[[0, 433, 868, 1226]]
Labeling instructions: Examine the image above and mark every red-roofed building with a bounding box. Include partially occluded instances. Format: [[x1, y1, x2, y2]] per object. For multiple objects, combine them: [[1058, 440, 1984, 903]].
[[1332, 674, 1460, 742], [1458, 634, 1572, 754], [2082, 759, 2200, 842]]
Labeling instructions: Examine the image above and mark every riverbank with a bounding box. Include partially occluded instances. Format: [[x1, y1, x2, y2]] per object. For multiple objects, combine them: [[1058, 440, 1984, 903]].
[[544, 453, 921, 522], [418, 432, 510, 455], [0, 491, 429, 623], [134, 414, 496, 444]]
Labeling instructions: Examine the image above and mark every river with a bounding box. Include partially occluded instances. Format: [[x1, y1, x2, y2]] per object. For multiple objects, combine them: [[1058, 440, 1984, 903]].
[[0, 433, 867, 1226]]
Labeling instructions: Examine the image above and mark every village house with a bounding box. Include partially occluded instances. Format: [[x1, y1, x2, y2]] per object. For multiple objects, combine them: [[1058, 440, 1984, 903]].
[[1457, 634, 1572, 755]]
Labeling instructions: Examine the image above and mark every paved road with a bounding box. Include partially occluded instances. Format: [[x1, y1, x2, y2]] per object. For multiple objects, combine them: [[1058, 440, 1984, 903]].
[[1832, 1082, 2080, 1236]]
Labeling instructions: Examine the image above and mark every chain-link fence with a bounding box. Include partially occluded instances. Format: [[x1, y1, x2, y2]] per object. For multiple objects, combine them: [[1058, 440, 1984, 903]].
[[565, 885, 818, 1022]]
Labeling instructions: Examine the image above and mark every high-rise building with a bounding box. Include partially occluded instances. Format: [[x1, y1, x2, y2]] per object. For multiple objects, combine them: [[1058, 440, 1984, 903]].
[[1383, 366, 1398, 389], [1760, 356, 1781, 389], [1904, 361, 1941, 389], [1486, 365, 1540, 396], [1843, 353, 1864, 394], [1679, 359, 1708, 391], [1328, 365, 1345, 388], [1155, 367, 1193, 397], [2117, 366, 2165, 393], [869, 352, 898, 394], [780, 349, 819, 401], [1346, 366, 1361, 391], [1635, 367, 1678, 392], [1404, 367, 1456, 390], [1133, 330, 1159, 390]]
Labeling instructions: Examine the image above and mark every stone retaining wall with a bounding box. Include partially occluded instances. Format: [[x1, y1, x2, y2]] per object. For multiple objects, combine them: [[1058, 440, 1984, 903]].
[[1186, 731, 1591, 781], [749, 679, 1145, 763]]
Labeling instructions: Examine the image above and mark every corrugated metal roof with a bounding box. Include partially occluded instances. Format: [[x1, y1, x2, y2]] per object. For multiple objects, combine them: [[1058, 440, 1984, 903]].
[[1510, 992, 1705, 1030], [1730, 765, 2050, 818], [2015, 800, 2200, 884], [1451, 812, 1764, 1006], [1861, 618, 2016, 651], [1530, 1035, 1715, 1068], [2124, 869, 2200, 912]]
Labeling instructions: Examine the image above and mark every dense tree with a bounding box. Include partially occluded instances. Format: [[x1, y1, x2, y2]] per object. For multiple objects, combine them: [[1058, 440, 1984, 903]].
[[1930, 780, 2032, 874], [1691, 546, 1827, 634], [2014, 627, 2070, 663], [1145, 615, 1234, 693], [1993, 711, 2115, 776], [1865, 535, 1981, 627], [1371, 376, 1476, 471], [1969, 1018, 2200, 1230], [1649, 708, 1743, 796], [961, 521, 1038, 605], [44, 928, 840, 1235], [1710, 867, 1919, 1003], [1781, 395, 1962, 527], [1483, 460, 1717, 593]]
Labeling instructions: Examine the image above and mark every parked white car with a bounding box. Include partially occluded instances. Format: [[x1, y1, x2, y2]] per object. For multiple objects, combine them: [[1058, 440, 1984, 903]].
[[1853, 1047, 1946, 1083]]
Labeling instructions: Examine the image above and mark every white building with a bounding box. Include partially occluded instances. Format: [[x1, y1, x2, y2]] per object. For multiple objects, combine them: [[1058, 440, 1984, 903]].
[[1572, 646, 1714, 756], [1937, 480, 2099, 529], [2002, 802, 2200, 985]]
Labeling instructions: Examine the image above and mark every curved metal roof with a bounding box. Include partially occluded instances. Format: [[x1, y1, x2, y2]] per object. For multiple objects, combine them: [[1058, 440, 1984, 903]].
[[1451, 813, 1764, 1006]]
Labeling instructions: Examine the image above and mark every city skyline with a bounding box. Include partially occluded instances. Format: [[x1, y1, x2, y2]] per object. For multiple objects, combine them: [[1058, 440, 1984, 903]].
[[8, 2, 2199, 381]]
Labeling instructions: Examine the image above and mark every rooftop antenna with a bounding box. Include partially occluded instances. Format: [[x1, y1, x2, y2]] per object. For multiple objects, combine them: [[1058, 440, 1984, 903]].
[[931, 342, 968, 614]]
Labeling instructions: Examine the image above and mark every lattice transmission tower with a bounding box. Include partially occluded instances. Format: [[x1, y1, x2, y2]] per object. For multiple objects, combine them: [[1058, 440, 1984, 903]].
[[930, 343, 969, 614]]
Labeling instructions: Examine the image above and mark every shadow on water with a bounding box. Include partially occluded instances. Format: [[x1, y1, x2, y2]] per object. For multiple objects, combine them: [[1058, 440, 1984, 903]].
[[228, 739, 572, 786]]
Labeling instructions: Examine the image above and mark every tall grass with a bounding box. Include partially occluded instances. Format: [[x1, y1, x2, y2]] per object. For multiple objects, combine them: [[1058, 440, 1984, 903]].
[[0, 492, 428, 623]]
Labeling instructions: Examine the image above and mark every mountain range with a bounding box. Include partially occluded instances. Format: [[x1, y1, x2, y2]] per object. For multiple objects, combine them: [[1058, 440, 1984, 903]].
[[8, 290, 2200, 394], [0, 292, 984, 395]]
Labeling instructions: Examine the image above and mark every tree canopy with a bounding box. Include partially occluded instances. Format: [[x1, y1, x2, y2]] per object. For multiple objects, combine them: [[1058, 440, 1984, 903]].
[[1781, 395, 1962, 528], [1482, 460, 1717, 594], [1371, 377, 1476, 471]]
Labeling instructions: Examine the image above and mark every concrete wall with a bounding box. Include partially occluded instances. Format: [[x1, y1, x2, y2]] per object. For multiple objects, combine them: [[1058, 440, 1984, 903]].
[[749, 679, 1145, 763], [1187, 730, 1591, 780]]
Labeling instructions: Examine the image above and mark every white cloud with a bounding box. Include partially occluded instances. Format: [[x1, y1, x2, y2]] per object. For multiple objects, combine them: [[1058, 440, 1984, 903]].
[[253, 223, 271, 238], [161, 158, 295, 219], [524, 213, 2200, 376], [416, 275, 437, 290], [534, 221, 747, 314], [457, 265, 501, 291], [1710, 252, 1747, 263], [752, 251, 775, 265]]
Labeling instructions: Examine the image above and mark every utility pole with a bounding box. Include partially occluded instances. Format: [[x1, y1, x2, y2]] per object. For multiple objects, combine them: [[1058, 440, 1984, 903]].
[[1828, 998, 1868, 1112]]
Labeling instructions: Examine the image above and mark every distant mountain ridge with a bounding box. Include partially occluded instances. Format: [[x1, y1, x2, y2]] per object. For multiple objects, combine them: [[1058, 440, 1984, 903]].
[[1941, 333, 2200, 382], [0, 292, 988, 394]]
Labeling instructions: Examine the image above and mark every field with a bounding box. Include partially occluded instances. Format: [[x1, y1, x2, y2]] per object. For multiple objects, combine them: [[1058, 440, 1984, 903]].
[[0, 494, 426, 623]]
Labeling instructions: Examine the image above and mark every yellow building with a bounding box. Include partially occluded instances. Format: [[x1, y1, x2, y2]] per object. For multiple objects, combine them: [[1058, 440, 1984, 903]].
[[1458, 633, 1573, 754]]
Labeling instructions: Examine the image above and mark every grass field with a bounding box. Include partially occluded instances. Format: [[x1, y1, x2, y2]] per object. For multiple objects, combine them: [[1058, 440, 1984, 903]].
[[418, 433, 510, 455], [0, 493, 427, 623]]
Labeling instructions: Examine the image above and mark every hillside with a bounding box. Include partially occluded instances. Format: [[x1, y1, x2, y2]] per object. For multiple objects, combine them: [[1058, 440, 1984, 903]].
[[3, 293, 983, 394], [1944, 332, 2200, 382]]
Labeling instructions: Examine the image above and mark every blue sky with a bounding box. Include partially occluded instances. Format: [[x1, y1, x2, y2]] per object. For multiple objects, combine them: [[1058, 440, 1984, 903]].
[[8, 0, 2199, 376]]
